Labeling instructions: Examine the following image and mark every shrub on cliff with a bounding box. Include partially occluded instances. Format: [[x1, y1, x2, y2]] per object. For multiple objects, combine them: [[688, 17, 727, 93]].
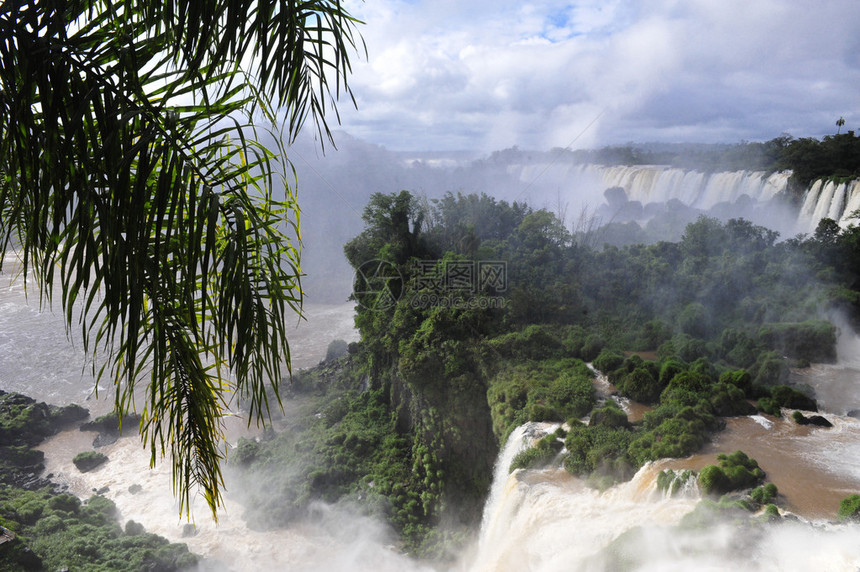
[[509, 433, 564, 472]]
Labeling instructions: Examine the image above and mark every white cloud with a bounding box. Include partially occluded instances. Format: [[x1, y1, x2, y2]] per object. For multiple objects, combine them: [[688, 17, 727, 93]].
[[336, 0, 860, 151]]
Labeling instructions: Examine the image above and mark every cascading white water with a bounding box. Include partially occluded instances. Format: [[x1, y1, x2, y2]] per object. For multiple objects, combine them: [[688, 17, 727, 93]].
[[469, 431, 700, 572], [466, 416, 860, 572], [797, 179, 860, 233], [509, 161, 859, 235]]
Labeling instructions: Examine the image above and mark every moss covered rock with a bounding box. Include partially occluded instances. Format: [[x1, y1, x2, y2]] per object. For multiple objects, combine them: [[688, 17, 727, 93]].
[[698, 451, 765, 496], [837, 494, 860, 522], [73, 451, 108, 473]]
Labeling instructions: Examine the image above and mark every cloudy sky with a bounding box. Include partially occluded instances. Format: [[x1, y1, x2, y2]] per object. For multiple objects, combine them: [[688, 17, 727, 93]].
[[333, 0, 860, 152]]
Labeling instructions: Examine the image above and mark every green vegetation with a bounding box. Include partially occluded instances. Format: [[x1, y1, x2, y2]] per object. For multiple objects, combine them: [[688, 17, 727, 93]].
[[657, 469, 696, 497], [1, 0, 362, 516], [0, 392, 88, 447], [227, 358, 468, 557], [509, 430, 566, 472], [837, 494, 860, 522], [0, 394, 197, 570], [325, 339, 351, 362], [0, 392, 89, 491], [232, 187, 860, 557], [750, 483, 778, 505], [73, 452, 109, 473], [0, 490, 196, 571], [488, 359, 596, 441], [697, 451, 765, 496]]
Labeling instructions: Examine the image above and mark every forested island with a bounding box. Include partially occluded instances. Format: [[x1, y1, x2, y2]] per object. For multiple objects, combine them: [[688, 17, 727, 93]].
[[231, 179, 860, 560]]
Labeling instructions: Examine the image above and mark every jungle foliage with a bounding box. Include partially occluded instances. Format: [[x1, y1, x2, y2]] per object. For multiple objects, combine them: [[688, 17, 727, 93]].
[[235, 188, 860, 555]]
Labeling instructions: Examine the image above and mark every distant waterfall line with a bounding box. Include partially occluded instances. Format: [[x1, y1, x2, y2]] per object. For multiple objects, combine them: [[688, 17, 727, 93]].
[[579, 164, 860, 234]]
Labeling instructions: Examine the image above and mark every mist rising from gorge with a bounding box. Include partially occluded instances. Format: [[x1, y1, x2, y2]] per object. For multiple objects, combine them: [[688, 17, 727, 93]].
[[287, 133, 849, 303]]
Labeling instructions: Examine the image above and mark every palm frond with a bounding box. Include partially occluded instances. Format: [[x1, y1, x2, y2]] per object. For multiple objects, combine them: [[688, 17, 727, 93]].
[[0, 0, 358, 518]]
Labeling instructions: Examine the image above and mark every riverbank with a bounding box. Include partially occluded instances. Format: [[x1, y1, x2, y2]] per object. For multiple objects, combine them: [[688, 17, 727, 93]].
[[0, 391, 198, 570]]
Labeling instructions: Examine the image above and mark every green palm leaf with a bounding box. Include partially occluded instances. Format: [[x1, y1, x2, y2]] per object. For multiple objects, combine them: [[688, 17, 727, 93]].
[[0, 0, 361, 518]]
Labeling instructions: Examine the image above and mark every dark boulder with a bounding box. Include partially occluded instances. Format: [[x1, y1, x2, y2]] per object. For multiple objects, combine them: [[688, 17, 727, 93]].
[[792, 411, 833, 427]]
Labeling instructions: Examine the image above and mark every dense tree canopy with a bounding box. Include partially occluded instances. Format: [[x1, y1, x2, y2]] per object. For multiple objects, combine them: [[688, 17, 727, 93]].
[[0, 0, 362, 517]]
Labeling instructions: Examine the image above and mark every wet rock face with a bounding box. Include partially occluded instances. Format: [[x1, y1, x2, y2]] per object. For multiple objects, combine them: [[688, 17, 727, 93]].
[[793, 411, 834, 428], [0, 391, 89, 447], [80, 411, 140, 448], [0, 392, 86, 491]]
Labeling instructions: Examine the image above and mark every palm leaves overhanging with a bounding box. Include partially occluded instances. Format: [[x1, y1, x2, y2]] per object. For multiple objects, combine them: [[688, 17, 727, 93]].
[[0, 0, 362, 517]]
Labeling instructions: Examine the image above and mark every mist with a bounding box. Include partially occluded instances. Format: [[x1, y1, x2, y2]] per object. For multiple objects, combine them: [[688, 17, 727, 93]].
[[287, 133, 841, 306]]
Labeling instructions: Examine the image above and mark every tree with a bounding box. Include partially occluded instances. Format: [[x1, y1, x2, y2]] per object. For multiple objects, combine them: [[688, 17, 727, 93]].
[[837, 116, 846, 134], [0, 1, 362, 517]]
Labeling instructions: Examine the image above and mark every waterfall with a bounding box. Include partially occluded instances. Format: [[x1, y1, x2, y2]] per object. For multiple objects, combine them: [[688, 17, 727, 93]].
[[509, 161, 859, 234], [573, 165, 792, 211], [796, 179, 860, 233], [477, 423, 549, 551], [467, 418, 860, 572], [469, 424, 700, 572]]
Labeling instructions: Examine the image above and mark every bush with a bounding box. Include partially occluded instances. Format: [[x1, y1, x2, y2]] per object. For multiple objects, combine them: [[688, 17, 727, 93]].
[[837, 494, 860, 522], [757, 320, 837, 362], [580, 334, 606, 362], [710, 382, 756, 416], [762, 503, 781, 522], [73, 451, 108, 472], [616, 367, 663, 404], [563, 424, 635, 482], [658, 358, 687, 386], [718, 329, 759, 368], [592, 349, 624, 373], [48, 494, 80, 514], [719, 370, 752, 394], [657, 469, 696, 497], [488, 325, 565, 360], [678, 302, 711, 339], [750, 482, 778, 504], [509, 433, 563, 472], [770, 385, 817, 411], [125, 520, 146, 536], [697, 451, 765, 496], [488, 359, 596, 439], [750, 351, 789, 386], [697, 465, 730, 495], [589, 402, 630, 429]]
